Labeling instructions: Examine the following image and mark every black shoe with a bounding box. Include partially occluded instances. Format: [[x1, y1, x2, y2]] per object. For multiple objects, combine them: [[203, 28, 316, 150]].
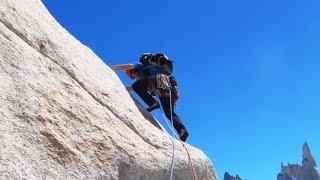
[[179, 129, 189, 142], [146, 103, 160, 112]]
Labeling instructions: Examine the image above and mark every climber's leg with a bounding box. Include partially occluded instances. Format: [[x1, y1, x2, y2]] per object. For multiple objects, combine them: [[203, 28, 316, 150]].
[[159, 95, 189, 142], [132, 78, 159, 112]]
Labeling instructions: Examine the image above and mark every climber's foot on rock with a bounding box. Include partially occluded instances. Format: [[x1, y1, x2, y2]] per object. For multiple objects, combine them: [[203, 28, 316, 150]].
[[179, 128, 189, 142]]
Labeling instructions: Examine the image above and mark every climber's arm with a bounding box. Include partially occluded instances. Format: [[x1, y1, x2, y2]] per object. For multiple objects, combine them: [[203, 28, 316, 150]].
[[112, 64, 135, 71]]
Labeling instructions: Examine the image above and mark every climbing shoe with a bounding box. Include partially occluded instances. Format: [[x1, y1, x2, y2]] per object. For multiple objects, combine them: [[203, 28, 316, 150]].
[[179, 128, 189, 142], [146, 103, 160, 112]]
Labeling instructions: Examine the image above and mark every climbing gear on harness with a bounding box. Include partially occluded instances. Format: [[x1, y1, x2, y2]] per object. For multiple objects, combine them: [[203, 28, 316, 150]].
[[146, 74, 171, 97], [155, 74, 172, 91], [147, 74, 179, 100]]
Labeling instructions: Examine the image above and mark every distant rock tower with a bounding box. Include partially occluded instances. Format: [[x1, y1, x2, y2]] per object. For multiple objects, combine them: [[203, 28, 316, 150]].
[[277, 142, 320, 180], [303, 142, 317, 167], [224, 172, 242, 180]]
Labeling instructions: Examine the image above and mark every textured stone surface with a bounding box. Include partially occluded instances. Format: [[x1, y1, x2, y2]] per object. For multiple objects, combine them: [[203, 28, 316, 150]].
[[277, 142, 320, 180], [0, 0, 217, 179]]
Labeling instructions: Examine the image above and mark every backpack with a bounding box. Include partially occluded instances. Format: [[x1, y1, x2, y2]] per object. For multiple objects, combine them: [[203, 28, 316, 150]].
[[139, 53, 173, 75]]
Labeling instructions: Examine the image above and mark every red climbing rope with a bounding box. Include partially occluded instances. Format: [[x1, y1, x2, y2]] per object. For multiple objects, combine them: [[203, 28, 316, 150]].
[[180, 141, 198, 180]]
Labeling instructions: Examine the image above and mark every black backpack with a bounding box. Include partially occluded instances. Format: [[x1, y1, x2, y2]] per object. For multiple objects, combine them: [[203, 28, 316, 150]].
[[139, 53, 173, 75]]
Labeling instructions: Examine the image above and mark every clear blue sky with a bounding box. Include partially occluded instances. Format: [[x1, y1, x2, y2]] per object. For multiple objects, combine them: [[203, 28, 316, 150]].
[[43, 0, 320, 179]]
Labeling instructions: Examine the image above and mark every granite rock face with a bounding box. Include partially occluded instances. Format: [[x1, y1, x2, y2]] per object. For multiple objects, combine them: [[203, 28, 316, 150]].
[[0, 0, 217, 179], [277, 142, 320, 180]]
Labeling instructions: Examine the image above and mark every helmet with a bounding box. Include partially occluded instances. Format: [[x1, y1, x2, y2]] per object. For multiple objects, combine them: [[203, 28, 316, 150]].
[[139, 53, 153, 64], [152, 53, 171, 65], [152, 53, 173, 74]]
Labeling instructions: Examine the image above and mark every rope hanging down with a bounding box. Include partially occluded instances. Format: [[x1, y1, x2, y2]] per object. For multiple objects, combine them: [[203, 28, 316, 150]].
[[158, 91, 199, 180], [169, 90, 175, 180], [158, 94, 177, 180], [158, 91, 216, 180]]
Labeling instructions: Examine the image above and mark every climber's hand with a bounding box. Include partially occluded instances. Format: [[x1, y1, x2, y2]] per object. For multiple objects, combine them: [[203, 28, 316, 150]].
[[112, 64, 135, 71], [112, 65, 121, 71]]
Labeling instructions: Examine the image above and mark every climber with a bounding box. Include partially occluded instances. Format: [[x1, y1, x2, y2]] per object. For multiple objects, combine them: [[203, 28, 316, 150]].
[[112, 53, 189, 142]]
